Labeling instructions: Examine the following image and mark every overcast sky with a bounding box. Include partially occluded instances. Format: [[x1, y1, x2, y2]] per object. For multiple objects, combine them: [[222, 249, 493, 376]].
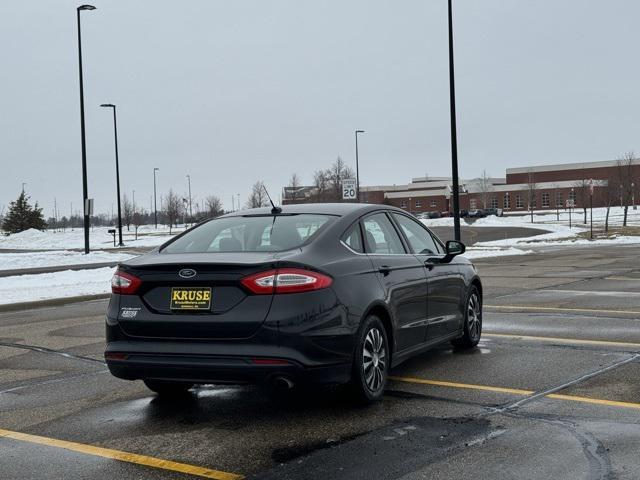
[[2, 0, 640, 217]]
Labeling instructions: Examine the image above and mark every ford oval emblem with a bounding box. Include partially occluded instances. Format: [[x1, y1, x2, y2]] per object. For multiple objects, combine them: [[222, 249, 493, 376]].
[[178, 268, 197, 279]]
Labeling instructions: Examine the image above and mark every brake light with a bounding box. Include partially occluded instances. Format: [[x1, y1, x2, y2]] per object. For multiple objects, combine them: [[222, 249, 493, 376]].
[[240, 268, 332, 294], [111, 270, 142, 295]]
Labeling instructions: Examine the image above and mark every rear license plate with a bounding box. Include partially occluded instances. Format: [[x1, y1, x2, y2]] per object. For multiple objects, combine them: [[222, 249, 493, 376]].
[[170, 287, 212, 310]]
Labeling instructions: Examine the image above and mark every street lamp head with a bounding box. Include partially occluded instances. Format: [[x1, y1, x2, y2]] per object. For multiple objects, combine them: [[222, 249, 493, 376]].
[[100, 103, 115, 108], [77, 5, 96, 11], [356, 130, 365, 134], [154, 167, 159, 172]]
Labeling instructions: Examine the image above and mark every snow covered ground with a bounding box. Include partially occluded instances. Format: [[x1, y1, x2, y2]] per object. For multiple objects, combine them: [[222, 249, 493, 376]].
[[0, 267, 115, 305], [0, 225, 179, 251], [0, 250, 135, 271], [422, 210, 640, 259]]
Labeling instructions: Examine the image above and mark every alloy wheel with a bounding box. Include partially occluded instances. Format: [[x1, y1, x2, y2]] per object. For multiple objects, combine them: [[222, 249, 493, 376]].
[[467, 293, 481, 340], [362, 327, 386, 392]]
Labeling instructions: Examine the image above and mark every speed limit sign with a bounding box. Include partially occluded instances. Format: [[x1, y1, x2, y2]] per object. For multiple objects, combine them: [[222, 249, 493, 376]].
[[342, 178, 357, 200]]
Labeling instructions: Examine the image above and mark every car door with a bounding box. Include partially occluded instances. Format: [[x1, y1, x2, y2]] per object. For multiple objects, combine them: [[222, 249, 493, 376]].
[[362, 212, 428, 352], [390, 213, 465, 341]]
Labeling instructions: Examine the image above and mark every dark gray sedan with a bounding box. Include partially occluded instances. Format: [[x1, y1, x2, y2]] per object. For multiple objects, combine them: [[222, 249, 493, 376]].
[[105, 203, 482, 403]]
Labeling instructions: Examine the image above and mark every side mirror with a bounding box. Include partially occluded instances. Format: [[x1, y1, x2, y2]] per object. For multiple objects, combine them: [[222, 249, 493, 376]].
[[443, 240, 465, 262]]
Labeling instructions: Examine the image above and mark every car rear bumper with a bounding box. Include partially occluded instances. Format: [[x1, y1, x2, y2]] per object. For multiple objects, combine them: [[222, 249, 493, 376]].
[[106, 351, 350, 385]]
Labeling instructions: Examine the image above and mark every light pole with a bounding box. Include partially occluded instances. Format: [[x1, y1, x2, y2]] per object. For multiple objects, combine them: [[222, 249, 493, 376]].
[[153, 167, 159, 228], [447, 0, 461, 241], [569, 187, 574, 228], [77, 4, 96, 254], [632, 182, 636, 210], [100, 103, 124, 246], [355, 130, 365, 201], [186, 174, 193, 223]]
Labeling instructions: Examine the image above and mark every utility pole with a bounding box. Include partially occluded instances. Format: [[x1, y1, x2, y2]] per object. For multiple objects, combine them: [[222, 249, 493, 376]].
[[447, 0, 461, 241], [153, 167, 159, 228], [76, 4, 95, 254], [355, 130, 365, 201], [186, 174, 193, 223]]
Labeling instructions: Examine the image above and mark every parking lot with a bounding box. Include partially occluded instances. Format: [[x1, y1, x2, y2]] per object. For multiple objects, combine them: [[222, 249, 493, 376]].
[[1, 243, 639, 479]]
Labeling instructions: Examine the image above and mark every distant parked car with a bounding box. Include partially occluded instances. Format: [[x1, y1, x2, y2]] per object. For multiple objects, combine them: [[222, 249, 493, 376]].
[[459, 209, 469, 218], [415, 213, 429, 220], [428, 211, 441, 219], [440, 211, 451, 217], [468, 209, 486, 218], [482, 208, 503, 217]]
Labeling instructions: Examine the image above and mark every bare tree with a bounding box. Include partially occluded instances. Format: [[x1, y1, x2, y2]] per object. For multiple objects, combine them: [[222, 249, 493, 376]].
[[600, 176, 616, 232], [204, 195, 223, 218], [165, 189, 182, 234], [573, 178, 590, 224], [132, 207, 144, 240], [615, 152, 637, 227], [526, 170, 537, 223], [479, 170, 493, 209], [122, 194, 133, 231], [246, 181, 269, 209], [313, 170, 329, 202], [288, 173, 302, 203], [327, 157, 355, 201]]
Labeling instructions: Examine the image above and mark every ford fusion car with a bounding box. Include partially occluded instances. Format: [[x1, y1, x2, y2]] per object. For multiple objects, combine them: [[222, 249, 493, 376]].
[[105, 203, 483, 402]]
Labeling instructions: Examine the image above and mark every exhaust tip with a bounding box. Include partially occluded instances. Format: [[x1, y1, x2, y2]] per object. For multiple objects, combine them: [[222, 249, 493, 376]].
[[272, 376, 295, 390]]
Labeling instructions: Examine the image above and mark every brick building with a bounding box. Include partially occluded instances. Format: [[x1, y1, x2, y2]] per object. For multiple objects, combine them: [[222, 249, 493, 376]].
[[282, 158, 640, 213]]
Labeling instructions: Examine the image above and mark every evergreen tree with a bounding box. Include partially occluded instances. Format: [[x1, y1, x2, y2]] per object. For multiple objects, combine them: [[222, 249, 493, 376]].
[[1, 192, 47, 234]]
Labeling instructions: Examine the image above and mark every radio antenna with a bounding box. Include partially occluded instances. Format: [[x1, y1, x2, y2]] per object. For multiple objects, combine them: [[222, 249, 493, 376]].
[[262, 184, 282, 214]]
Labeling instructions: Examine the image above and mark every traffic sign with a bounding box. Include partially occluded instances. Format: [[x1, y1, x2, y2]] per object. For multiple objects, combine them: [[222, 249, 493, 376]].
[[342, 179, 357, 200]]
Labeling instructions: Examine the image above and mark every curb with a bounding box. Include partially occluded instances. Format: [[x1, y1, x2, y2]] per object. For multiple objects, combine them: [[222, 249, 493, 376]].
[[0, 294, 111, 313]]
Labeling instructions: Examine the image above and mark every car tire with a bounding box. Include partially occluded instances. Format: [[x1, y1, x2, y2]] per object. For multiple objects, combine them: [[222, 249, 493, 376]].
[[350, 314, 389, 404], [452, 286, 482, 349], [143, 379, 194, 396]]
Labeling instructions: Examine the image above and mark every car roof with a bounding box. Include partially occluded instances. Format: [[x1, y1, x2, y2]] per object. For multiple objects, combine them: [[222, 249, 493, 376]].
[[222, 203, 407, 217]]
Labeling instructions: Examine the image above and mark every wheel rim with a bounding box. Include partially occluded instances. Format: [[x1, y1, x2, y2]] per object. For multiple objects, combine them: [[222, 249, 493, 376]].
[[467, 293, 481, 340], [362, 327, 386, 392]]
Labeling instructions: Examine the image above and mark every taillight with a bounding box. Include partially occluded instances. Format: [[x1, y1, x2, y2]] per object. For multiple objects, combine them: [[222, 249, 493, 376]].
[[111, 270, 142, 295], [240, 268, 332, 294]]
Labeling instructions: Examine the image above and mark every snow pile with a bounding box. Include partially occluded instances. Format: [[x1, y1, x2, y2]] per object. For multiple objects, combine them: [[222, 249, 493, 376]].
[[463, 247, 534, 259], [0, 267, 115, 305], [0, 251, 135, 271], [0, 226, 177, 250]]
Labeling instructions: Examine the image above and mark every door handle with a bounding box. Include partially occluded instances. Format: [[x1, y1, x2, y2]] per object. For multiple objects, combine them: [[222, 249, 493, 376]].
[[378, 265, 391, 276]]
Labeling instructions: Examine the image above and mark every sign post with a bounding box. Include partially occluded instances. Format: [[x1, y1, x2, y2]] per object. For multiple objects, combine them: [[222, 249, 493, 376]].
[[589, 179, 594, 239], [342, 179, 357, 201]]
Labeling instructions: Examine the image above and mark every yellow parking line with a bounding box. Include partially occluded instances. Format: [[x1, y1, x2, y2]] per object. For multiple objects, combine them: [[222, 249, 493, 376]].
[[0, 428, 243, 480], [485, 304, 640, 315], [388, 376, 534, 396], [484, 333, 640, 349], [605, 276, 640, 281], [390, 377, 640, 411], [545, 393, 640, 410]]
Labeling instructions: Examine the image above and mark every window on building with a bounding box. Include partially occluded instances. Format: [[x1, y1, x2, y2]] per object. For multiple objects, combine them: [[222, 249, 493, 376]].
[[504, 194, 510, 209], [430, 200, 437, 208], [415, 199, 421, 208], [542, 193, 550, 208], [490, 197, 498, 209], [555, 191, 563, 207], [400, 200, 406, 208], [470, 199, 477, 210], [516, 194, 524, 209]]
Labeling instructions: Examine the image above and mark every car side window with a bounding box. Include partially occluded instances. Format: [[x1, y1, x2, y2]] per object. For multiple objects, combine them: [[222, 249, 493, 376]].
[[391, 213, 440, 255], [362, 213, 406, 254], [341, 222, 364, 253]]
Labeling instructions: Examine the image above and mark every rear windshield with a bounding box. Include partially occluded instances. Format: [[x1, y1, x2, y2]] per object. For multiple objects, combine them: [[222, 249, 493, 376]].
[[162, 214, 334, 253]]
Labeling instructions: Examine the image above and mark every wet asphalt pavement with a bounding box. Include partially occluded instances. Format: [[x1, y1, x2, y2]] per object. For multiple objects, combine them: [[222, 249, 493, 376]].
[[1, 243, 639, 479]]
